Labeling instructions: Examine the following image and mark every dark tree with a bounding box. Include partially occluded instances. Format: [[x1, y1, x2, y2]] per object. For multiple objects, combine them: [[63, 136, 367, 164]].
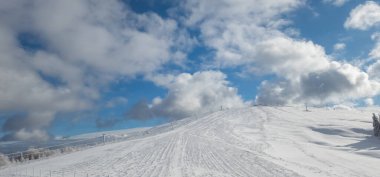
[[372, 113, 380, 136]]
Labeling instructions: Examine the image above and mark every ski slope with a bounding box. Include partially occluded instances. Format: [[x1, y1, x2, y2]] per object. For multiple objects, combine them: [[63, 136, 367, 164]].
[[1, 106, 380, 177]]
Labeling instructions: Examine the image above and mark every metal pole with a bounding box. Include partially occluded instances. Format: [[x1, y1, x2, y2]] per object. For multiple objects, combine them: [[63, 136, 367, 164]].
[[103, 134, 106, 144]]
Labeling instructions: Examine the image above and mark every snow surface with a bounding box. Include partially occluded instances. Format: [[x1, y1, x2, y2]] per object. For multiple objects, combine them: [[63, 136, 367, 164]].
[[1, 106, 380, 177]]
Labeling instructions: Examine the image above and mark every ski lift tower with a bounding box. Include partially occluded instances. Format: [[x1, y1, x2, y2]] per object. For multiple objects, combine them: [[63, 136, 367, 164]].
[[102, 134, 106, 144]]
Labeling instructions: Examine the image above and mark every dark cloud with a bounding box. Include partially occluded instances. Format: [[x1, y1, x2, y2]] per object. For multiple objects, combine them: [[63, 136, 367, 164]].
[[301, 69, 353, 100], [255, 80, 295, 106], [0, 133, 16, 141], [126, 100, 155, 120], [1, 113, 52, 141], [2, 114, 29, 132], [256, 63, 380, 105]]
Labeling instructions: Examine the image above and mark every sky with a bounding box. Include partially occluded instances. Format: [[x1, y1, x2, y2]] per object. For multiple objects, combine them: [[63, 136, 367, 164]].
[[1, 0, 380, 141]]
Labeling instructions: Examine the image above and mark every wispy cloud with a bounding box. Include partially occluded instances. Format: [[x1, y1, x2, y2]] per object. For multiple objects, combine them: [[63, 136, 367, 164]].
[[323, 0, 350, 7]]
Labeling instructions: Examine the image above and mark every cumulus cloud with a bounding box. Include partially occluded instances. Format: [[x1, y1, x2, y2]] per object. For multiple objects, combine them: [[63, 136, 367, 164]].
[[301, 62, 380, 102], [249, 4, 380, 107], [179, 0, 380, 106], [180, 0, 304, 67], [323, 0, 349, 7], [344, 1, 380, 30], [0, 0, 186, 141], [251, 37, 330, 79], [256, 62, 380, 105], [127, 71, 247, 119]]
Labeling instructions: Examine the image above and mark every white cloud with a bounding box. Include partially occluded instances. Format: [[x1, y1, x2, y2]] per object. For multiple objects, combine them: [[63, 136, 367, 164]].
[[369, 33, 380, 59], [256, 62, 380, 105], [181, 0, 304, 67], [344, 1, 380, 30], [128, 71, 247, 119], [0, 0, 186, 140], [29, 0, 185, 76], [370, 43, 380, 59], [180, 0, 380, 106], [323, 0, 349, 7], [180, 0, 334, 80], [364, 98, 374, 106], [251, 37, 330, 79], [180, 0, 335, 81], [367, 60, 380, 80], [333, 43, 346, 52]]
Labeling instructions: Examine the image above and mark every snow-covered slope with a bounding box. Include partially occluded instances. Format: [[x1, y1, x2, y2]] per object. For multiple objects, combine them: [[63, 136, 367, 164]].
[[1, 106, 379, 177], [0, 127, 150, 155]]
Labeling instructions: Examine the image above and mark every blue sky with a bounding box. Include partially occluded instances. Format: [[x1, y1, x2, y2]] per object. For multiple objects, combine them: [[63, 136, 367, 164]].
[[292, 1, 375, 56], [1, 0, 380, 140]]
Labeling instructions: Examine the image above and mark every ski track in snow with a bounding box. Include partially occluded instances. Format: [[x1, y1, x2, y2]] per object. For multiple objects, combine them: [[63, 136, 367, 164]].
[[1, 106, 379, 177]]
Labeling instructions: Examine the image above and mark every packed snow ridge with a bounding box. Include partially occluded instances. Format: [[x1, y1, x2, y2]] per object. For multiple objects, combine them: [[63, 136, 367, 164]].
[[1, 106, 380, 177]]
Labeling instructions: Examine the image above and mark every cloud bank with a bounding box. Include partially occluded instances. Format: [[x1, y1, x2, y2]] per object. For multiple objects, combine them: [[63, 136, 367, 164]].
[[180, 0, 380, 106], [0, 0, 186, 141]]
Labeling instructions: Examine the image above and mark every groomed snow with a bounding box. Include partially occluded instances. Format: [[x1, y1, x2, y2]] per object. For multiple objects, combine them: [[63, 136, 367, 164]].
[[1, 106, 379, 177]]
